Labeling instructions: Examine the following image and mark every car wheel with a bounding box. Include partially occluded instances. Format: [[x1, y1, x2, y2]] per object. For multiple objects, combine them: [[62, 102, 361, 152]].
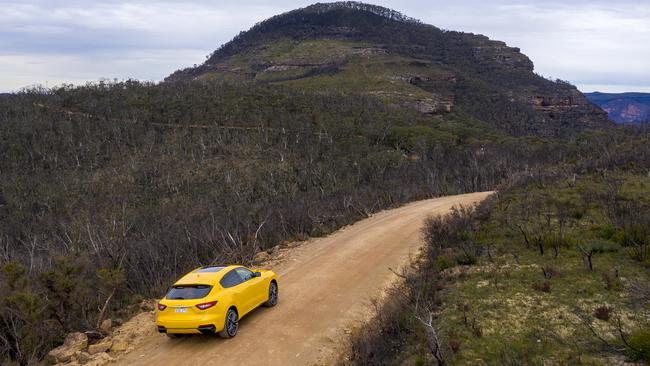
[[219, 308, 239, 338], [264, 281, 278, 307]]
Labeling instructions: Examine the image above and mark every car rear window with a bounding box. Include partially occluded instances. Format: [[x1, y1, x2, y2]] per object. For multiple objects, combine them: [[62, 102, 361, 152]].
[[166, 285, 212, 300]]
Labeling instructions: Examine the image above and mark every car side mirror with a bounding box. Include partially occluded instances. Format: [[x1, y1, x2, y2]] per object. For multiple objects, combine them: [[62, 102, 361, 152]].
[[253, 271, 261, 278]]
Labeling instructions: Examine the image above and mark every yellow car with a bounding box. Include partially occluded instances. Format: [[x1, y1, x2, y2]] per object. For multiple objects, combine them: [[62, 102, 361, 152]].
[[156, 265, 278, 338]]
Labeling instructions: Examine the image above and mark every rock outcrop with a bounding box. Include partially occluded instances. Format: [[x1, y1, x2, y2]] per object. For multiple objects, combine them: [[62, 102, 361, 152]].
[[99, 319, 112, 334], [46, 333, 88, 364], [472, 42, 534, 71], [48, 300, 157, 366]]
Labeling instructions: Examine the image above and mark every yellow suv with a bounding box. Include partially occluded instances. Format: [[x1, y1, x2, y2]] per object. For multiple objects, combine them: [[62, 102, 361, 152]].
[[156, 265, 278, 338]]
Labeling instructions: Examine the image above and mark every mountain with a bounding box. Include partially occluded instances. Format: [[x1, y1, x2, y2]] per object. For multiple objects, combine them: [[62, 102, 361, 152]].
[[585, 92, 650, 124], [168, 2, 611, 136]]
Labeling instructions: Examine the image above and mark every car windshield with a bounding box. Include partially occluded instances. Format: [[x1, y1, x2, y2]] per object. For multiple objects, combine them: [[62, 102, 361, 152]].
[[166, 285, 212, 300]]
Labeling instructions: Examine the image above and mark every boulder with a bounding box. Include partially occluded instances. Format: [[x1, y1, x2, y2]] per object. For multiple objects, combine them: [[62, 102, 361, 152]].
[[99, 319, 112, 333], [46, 332, 88, 364], [88, 339, 113, 355], [75, 351, 92, 364], [110, 340, 129, 352], [254, 251, 271, 263], [413, 100, 436, 114]]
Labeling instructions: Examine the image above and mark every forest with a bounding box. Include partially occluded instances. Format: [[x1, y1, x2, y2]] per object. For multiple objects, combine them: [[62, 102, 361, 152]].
[[0, 78, 648, 364], [0, 79, 543, 363]]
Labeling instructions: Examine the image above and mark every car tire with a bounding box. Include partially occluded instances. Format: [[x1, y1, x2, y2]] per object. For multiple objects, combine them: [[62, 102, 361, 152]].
[[219, 308, 239, 338], [264, 281, 278, 307]]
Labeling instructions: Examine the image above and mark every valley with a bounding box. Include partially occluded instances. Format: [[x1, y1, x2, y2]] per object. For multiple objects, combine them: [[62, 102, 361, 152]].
[[586, 92, 650, 124]]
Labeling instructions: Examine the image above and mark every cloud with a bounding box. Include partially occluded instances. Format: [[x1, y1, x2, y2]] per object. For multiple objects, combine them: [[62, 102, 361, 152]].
[[0, 0, 648, 92], [404, 1, 650, 92]]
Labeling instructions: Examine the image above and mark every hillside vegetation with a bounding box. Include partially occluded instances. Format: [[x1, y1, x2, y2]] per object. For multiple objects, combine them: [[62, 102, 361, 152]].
[[170, 2, 611, 137], [344, 170, 650, 365], [0, 79, 545, 364], [0, 2, 647, 365]]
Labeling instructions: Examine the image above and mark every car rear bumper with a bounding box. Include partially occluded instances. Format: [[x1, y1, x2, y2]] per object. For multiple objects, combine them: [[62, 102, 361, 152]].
[[157, 324, 217, 335], [156, 314, 225, 334]]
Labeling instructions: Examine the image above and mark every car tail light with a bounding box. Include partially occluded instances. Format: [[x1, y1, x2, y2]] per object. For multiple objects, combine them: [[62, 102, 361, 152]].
[[195, 301, 218, 310], [157, 303, 167, 311]]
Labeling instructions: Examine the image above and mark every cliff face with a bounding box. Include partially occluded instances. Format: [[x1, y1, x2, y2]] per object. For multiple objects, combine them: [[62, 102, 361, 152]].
[[168, 1, 612, 136], [528, 87, 610, 129], [606, 102, 650, 123], [471, 42, 534, 72]]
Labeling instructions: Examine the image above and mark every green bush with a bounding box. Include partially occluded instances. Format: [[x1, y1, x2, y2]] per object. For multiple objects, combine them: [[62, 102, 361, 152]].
[[455, 252, 477, 266], [436, 255, 455, 271], [591, 224, 618, 240], [627, 328, 650, 362], [587, 239, 621, 253], [614, 224, 648, 248], [494, 333, 546, 365], [414, 355, 426, 366]]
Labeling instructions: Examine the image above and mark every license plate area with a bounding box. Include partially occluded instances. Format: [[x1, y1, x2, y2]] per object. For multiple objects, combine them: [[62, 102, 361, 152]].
[[175, 307, 188, 313]]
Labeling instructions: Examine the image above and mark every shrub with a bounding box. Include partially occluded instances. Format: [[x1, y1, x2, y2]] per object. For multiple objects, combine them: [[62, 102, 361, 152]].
[[588, 239, 620, 253], [436, 255, 455, 271], [592, 306, 612, 321], [449, 339, 461, 353], [414, 355, 426, 366], [472, 321, 483, 338], [626, 328, 650, 362], [541, 265, 561, 279], [455, 252, 477, 266], [532, 281, 551, 293], [495, 333, 545, 365], [601, 271, 622, 291], [591, 224, 618, 241], [616, 224, 648, 248]]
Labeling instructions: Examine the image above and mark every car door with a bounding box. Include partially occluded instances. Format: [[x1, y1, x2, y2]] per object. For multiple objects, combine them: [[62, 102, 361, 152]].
[[219, 269, 248, 313], [234, 267, 266, 310]]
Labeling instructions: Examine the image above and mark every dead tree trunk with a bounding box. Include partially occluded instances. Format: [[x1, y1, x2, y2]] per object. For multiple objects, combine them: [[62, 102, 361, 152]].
[[416, 312, 446, 366], [578, 244, 594, 271]]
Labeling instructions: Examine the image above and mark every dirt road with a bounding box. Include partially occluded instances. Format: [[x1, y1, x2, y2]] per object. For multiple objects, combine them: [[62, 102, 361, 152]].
[[113, 192, 492, 366]]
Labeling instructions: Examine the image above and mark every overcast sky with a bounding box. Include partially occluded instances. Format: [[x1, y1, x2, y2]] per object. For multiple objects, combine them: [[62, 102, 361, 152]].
[[1, 0, 649, 93]]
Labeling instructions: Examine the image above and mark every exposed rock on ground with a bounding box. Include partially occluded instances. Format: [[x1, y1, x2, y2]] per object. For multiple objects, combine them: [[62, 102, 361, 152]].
[[99, 319, 112, 334], [50, 301, 157, 366], [46, 333, 88, 364]]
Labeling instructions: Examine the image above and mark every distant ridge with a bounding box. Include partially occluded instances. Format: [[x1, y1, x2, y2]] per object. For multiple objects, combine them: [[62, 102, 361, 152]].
[[586, 92, 650, 124]]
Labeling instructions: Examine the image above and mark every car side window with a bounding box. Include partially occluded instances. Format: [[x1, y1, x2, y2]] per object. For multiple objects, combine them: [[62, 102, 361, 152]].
[[220, 270, 244, 288], [234, 267, 254, 282]]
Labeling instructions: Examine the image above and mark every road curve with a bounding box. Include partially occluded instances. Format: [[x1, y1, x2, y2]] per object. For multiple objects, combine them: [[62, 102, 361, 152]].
[[113, 192, 493, 366]]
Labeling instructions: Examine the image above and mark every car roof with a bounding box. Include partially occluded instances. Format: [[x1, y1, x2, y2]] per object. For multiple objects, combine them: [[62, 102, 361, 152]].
[[173, 264, 244, 286]]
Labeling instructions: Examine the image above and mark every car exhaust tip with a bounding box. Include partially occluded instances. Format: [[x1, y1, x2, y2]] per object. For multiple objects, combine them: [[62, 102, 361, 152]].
[[157, 326, 167, 333], [198, 324, 216, 335]]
